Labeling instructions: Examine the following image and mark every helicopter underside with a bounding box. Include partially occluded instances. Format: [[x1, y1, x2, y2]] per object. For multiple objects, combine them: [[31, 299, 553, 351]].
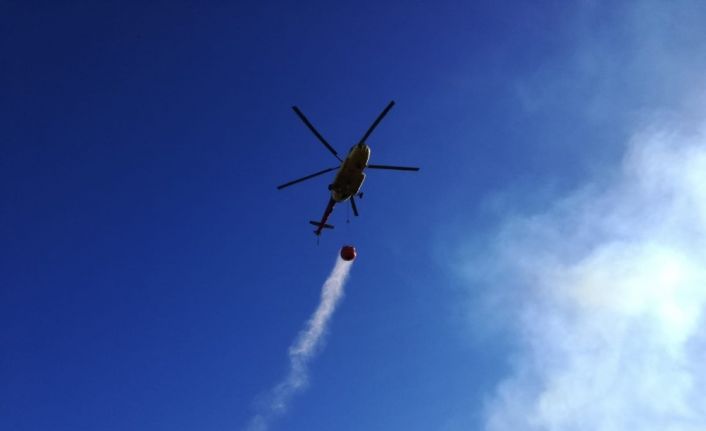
[[329, 145, 370, 202], [330, 170, 365, 202]]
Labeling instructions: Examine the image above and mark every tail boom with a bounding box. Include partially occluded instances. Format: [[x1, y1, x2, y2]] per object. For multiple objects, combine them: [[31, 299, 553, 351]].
[[312, 198, 336, 236]]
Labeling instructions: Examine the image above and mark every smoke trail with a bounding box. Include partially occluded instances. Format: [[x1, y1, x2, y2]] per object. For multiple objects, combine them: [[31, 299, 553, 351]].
[[247, 257, 353, 431]]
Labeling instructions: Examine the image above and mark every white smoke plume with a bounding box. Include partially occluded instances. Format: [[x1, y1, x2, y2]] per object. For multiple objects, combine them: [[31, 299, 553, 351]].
[[479, 124, 706, 431], [247, 257, 352, 431]]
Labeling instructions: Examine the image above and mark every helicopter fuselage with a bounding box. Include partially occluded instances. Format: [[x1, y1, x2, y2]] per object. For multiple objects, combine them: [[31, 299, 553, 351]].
[[329, 143, 371, 202]]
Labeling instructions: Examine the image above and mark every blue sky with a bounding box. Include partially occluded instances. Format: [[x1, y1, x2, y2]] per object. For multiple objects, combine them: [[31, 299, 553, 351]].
[[3, 1, 706, 430]]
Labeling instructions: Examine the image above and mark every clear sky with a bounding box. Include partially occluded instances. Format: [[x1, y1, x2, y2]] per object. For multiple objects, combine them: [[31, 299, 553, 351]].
[[3, 1, 706, 431]]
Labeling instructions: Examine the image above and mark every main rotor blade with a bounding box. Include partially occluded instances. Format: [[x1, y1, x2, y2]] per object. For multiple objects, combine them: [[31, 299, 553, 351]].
[[358, 100, 395, 145], [277, 167, 338, 190], [366, 164, 420, 171], [292, 106, 342, 162], [350, 196, 359, 217]]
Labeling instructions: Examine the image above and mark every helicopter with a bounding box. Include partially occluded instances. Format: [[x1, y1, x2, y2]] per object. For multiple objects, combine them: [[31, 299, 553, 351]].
[[277, 100, 419, 236]]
